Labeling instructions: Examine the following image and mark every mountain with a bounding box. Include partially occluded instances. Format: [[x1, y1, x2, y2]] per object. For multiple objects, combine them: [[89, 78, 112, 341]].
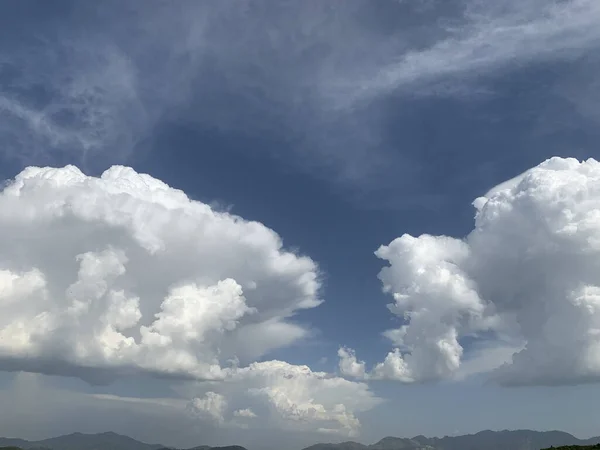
[[0, 434, 248, 450], [0, 441, 30, 450], [304, 430, 600, 450], [2, 430, 600, 450], [412, 430, 596, 450], [304, 443, 370, 450], [0, 432, 164, 450], [541, 446, 600, 450], [306, 437, 436, 450], [158, 446, 248, 450]]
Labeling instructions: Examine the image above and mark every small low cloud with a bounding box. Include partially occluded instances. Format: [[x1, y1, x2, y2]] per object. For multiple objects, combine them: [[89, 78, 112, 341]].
[[188, 392, 227, 424], [186, 360, 383, 437], [233, 408, 257, 419]]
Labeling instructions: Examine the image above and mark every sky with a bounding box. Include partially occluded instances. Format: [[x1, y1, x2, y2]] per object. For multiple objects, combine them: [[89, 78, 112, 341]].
[[2, 1, 600, 449]]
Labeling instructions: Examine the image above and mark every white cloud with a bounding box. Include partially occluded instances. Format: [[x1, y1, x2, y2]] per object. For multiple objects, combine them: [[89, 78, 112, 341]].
[[0, 36, 146, 165], [233, 408, 257, 419], [185, 360, 382, 437], [335, 0, 600, 107], [0, 164, 384, 435], [337, 347, 366, 379], [0, 2, 394, 188], [5, 1, 598, 199], [88, 393, 186, 409], [0, 165, 320, 383], [188, 392, 227, 424], [341, 157, 600, 386]]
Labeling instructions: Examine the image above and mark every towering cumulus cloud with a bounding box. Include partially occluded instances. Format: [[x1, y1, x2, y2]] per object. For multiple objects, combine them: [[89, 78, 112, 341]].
[[340, 157, 600, 386], [0, 165, 381, 435], [0, 165, 320, 382]]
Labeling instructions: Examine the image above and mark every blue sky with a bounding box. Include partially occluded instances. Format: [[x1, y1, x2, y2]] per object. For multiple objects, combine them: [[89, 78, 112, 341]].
[[2, 1, 600, 449]]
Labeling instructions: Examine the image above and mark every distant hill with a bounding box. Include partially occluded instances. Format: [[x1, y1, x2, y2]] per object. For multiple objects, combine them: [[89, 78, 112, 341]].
[[157, 446, 248, 450], [0, 432, 164, 450], [305, 437, 435, 450], [2, 429, 600, 450], [0, 434, 248, 450], [0, 440, 30, 449], [541, 446, 600, 450], [304, 430, 600, 450]]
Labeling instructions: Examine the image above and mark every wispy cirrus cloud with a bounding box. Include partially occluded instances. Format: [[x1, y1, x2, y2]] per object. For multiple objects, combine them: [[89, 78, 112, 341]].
[[329, 0, 600, 107], [1, 0, 600, 200]]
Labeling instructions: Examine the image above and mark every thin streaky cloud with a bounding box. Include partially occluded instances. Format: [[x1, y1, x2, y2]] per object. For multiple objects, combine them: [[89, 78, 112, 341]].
[[1, 0, 600, 201], [328, 0, 600, 108], [88, 393, 187, 409]]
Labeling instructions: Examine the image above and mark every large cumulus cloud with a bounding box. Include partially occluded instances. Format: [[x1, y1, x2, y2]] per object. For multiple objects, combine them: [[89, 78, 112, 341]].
[[0, 165, 320, 383], [0, 164, 384, 436], [340, 157, 600, 386]]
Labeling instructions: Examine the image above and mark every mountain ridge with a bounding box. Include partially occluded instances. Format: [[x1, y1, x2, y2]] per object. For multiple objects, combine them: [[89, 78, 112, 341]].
[[0, 432, 164, 450], [0, 433, 246, 450], [1, 429, 600, 450], [305, 430, 600, 450]]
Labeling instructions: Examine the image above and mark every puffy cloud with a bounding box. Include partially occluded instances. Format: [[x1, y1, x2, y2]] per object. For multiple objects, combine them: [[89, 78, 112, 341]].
[[337, 347, 366, 379], [341, 157, 600, 386], [186, 360, 382, 437], [0, 164, 384, 436], [188, 392, 227, 424], [233, 408, 257, 419], [0, 165, 320, 383]]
